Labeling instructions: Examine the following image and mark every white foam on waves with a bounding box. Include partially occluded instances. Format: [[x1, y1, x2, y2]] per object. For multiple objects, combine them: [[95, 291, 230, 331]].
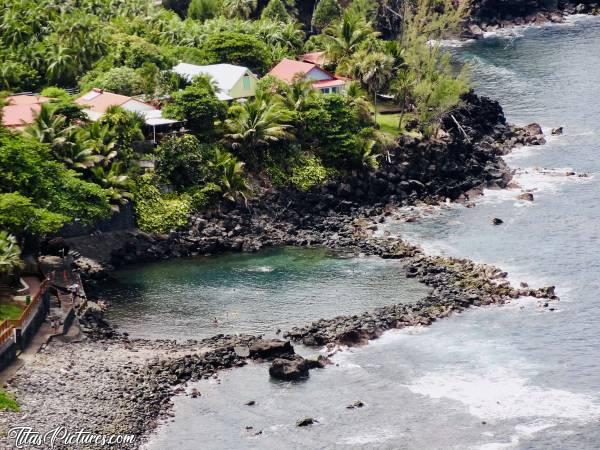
[[407, 366, 600, 422]]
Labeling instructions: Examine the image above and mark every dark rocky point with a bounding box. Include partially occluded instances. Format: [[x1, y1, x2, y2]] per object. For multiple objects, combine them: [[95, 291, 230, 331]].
[[296, 417, 317, 427]]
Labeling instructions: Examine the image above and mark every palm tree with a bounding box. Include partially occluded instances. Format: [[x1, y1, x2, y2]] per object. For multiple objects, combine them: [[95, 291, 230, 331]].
[[344, 80, 372, 124], [45, 43, 77, 86], [257, 20, 305, 53], [25, 104, 98, 170], [89, 162, 134, 211], [54, 127, 100, 170], [351, 51, 394, 123], [224, 98, 294, 162], [283, 76, 319, 112], [77, 122, 118, 167], [0, 232, 22, 276], [357, 137, 380, 170], [25, 103, 66, 144], [322, 10, 379, 65], [222, 0, 257, 19], [211, 149, 251, 204], [391, 69, 417, 131]]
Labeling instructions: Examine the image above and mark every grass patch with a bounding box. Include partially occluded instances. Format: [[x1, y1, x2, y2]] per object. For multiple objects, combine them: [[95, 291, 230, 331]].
[[376, 113, 401, 136], [0, 303, 24, 321], [0, 390, 19, 412]]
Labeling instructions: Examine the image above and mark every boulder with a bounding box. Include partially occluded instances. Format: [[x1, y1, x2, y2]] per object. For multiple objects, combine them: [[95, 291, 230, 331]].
[[296, 417, 316, 427], [249, 339, 294, 359], [346, 400, 365, 409], [492, 218, 504, 225], [468, 24, 485, 38], [523, 123, 543, 136], [269, 357, 309, 381], [521, 123, 546, 145], [551, 127, 564, 135], [517, 192, 534, 201]]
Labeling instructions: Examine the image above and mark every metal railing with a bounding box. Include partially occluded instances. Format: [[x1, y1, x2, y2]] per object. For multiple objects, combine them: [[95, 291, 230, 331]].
[[0, 279, 49, 347]]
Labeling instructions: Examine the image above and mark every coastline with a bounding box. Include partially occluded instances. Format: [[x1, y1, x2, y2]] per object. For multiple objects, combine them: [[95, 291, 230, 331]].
[[464, 3, 600, 39], [0, 93, 560, 448]]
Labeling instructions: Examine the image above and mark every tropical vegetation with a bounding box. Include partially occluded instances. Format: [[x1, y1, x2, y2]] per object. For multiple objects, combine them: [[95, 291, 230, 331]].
[[0, 0, 471, 241]]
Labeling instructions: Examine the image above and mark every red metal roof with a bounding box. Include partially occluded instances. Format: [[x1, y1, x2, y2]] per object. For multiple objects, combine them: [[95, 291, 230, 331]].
[[268, 59, 319, 83], [2, 95, 49, 128], [299, 51, 327, 66], [75, 89, 134, 114], [268, 58, 347, 91]]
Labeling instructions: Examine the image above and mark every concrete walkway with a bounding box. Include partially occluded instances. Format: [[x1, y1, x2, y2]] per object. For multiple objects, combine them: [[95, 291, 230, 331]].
[[0, 322, 54, 386], [0, 319, 82, 387]]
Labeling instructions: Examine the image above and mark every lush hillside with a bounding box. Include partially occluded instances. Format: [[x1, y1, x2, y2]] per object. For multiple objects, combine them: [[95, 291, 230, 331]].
[[0, 0, 471, 264]]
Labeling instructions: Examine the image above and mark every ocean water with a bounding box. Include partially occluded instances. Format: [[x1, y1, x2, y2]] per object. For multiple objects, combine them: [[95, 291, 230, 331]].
[[99, 247, 429, 340], [139, 17, 600, 450]]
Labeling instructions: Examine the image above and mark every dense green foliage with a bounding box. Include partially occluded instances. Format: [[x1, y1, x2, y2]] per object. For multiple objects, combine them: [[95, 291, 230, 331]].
[[289, 155, 332, 191], [261, 0, 292, 22], [312, 0, 341, 32], [155, 135, 217, 189], [162, 78, 226, 133], [196, 32, 272, 74], [0, 0, 471, 244], [134, 176, 192, 234], [0, 130, 110, 234], [188, 0, 220, 21]]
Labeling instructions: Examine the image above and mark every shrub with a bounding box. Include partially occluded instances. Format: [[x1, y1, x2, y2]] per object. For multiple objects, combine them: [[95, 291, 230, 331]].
[[40, 87, 71, 100], [303, 94, 366, 168], [187, 182, 221, 210], [261, 0, 291, 22], [111, 34, 173, 70], [289, 155, 332, 191], [134, 178, 191, 233], [188, 0, 220, 21], [93, 67, 145, 96], [155, 135, 218, 189], [0, 132, 110, 231], [0, 193, 67, 236], [162, 78, 226, 133], [0, 60, 40, 92], [196, 32, 272, 74]]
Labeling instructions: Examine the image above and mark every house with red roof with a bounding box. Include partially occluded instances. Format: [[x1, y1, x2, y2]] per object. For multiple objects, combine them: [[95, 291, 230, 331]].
[[1, 95, 50, 130], [76, 89, 183, 143], [268, 58, 347, 94]]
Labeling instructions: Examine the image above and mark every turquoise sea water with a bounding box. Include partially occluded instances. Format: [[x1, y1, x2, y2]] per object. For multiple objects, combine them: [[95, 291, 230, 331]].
[[100, 247, 429, 340]]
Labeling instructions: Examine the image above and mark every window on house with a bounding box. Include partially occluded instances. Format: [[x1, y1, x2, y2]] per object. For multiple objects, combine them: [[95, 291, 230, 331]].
[[321, 88, 330, 94], [243, 75, 251, 90], [332, 87, 338, 93]]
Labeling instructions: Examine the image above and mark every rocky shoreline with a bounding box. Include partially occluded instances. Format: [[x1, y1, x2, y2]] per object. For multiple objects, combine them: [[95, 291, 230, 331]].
[[0, 235, 560, 449], [465, 1, 600, 39], [0, 93, 559, 449]]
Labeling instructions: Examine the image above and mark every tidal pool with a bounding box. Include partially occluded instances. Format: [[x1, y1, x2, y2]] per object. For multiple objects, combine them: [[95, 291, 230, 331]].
[[98, 247, 430, 340]]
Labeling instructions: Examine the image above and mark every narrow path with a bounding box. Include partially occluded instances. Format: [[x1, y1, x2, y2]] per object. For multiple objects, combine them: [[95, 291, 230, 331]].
[[0, 322, 54, 386]]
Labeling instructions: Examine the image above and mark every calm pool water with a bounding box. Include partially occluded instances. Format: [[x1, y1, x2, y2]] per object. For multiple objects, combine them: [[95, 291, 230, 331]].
[[99, 247, 429, 340]]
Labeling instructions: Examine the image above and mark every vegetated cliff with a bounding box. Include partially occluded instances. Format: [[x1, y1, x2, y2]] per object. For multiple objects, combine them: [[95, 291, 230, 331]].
[[62, 91, 543, 279]]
